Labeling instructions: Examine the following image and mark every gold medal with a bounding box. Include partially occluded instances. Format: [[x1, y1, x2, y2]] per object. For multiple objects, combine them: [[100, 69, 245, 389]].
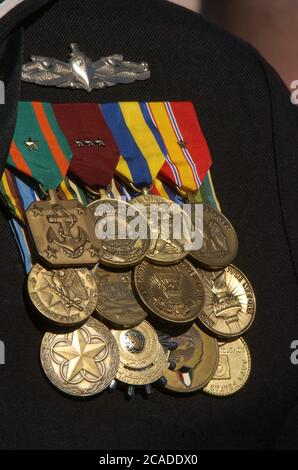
[[197, 265, 256, 338], [28, 263, 98, 326], [112, 321, 160, 368], [40, 317, 120, 397], [115, 347, 167, 386], [134, 259, 205, 324], [26, 189, 100, 267], [88, 194, 151, 268], [112, 321, 168, 385], [94, 265, 147, 328], [163, 324, 219, 393], [188, 203, 238, 269], [203, 337, 251, 396], [130, 194, 193, 265]]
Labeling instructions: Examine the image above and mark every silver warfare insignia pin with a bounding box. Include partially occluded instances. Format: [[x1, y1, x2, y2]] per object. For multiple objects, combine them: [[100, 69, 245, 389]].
[[22, 43, 150, 93]]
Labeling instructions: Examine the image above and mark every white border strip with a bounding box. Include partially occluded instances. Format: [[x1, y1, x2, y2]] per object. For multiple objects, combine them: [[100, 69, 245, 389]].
[[0, 0, 26, 20]]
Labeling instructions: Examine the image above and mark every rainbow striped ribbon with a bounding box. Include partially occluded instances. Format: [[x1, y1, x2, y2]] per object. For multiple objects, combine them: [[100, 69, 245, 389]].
[[6, 101, 72, 190], [0, 168, 87, 225], [3, 170, 126, 273], [5, 169, 219, 274]]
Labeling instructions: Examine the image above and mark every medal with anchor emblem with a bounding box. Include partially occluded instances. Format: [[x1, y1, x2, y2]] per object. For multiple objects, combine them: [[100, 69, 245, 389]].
[[26, 188, 100, 267]]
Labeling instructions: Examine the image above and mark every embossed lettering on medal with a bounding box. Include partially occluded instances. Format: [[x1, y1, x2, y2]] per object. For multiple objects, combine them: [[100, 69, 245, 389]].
[[203, 337, 251, 396], [28, 264, 98, 326], [134, 259, 206, 324], [197, 265, 256, 338]]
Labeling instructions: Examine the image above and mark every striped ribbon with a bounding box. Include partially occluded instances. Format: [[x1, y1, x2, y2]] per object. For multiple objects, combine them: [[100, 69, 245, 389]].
[[100, 101, 212, 195], [6, 101, 72, 190], [100, 102, 167, 188], [153, 172, 219, 209], [115, 171, 219, 211], [4, 171, 219, 274], [0, 168, 87, 225], [5, 169, 219, 273], [2, 169, 126, 273], [2, 100, 216, 273], [148, 101, 212, 194], [4, 100, 211, 195]]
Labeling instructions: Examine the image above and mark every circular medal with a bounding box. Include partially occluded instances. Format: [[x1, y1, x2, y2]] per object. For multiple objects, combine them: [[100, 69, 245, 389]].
[[115, 346, 167, 385], [40, 317, 120, 397], [112, 321, 160, 369], [88, 198, 151, 268], [197, 265, 256, 338], [203, 337, 251, 396], [189, 204, 238, 269], [28, 264, 98, 326], [94, 266, 147, 328], [164, 324, 219, 393], [134, 259, 205, 324], [130, 194, 193, 265], [112, 321, 168, 385]]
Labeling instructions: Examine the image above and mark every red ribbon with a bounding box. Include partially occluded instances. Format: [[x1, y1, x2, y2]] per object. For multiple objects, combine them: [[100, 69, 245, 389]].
[[53, 103, 120, 188]]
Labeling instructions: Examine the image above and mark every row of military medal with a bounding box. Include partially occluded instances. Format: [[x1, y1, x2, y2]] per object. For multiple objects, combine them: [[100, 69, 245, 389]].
[[25, 187, 255, 397]]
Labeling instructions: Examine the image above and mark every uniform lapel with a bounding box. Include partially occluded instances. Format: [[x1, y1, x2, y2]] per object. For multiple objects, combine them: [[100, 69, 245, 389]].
[[0, 0, 53, 178]]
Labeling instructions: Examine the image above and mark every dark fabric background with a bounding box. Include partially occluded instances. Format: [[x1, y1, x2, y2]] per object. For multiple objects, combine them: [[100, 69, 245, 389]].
[[0, 0, 297, 450]]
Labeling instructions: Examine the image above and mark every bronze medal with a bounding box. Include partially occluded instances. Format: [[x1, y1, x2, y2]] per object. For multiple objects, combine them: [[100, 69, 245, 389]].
[[164, 324, 219, 393], [134, 259, 206, 324], [130, 194, 193, 265], [26, 189, 100, 267], [197, 265, 256, 338], [40, 317, 120, 397], [28, 263, 98, 326], [94, 265, 147, 328], [88, 197, 151, 268], [188, 204, 238, 269], [203, 337, 251, 396], [112, 321, 168, 385]]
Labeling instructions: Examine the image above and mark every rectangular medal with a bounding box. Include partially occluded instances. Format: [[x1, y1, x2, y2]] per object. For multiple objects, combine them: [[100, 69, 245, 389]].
[[26, 189, 100, 267]]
